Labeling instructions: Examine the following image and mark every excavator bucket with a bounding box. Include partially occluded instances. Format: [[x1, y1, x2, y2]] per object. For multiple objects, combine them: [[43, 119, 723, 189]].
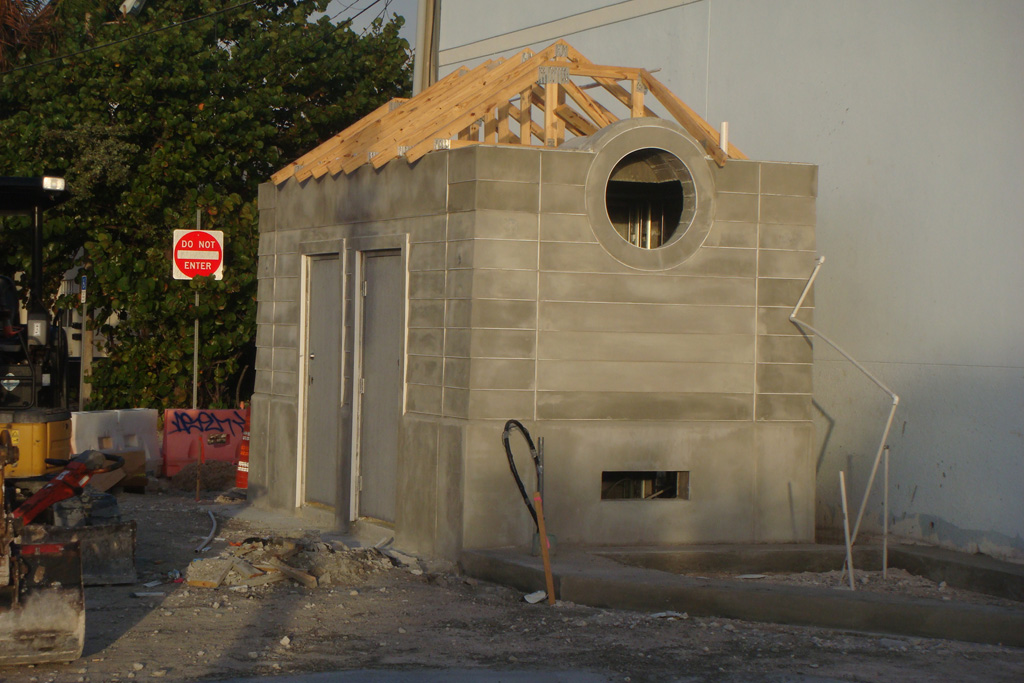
[[0, 542, 85, 665], [24, 521, 137, 585]]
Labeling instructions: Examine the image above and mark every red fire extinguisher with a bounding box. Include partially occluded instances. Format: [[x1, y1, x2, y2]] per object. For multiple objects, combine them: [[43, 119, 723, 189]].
[[236, 403, 250, 489]]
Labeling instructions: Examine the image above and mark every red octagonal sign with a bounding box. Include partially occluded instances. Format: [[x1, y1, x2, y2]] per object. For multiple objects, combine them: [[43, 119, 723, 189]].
[[172, 229, 224, 280]]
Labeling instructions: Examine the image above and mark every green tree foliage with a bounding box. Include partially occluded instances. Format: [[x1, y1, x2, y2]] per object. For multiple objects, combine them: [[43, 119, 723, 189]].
[[0, 0, 411, 409]]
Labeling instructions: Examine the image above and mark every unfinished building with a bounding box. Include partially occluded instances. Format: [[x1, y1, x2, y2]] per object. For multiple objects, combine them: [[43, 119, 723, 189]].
[[251, 41, 818, 559]]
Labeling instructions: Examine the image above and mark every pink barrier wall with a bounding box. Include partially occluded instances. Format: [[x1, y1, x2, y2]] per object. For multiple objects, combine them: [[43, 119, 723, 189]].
[[161, 409, 249, 477]]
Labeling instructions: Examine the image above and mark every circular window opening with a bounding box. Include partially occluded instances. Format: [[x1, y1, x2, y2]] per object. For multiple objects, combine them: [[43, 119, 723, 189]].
[[604, 148, 697, 249]]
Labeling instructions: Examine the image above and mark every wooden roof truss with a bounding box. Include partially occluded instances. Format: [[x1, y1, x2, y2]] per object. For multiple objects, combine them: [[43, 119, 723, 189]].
[[272, 40, 745, 186]]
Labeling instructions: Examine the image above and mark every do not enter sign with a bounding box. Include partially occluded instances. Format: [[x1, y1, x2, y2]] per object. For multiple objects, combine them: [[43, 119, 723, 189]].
[[173, 229, 224, 280]]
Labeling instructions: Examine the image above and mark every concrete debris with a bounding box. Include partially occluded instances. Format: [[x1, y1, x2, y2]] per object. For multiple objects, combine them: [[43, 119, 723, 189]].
[[524, 590, 547, 604], [650, 611, 688, 620], [184, 536, 395, 590], [381, 548, 420, 568]]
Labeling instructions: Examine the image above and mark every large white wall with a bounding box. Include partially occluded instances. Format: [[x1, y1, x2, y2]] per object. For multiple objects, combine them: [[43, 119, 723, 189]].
[[431, 0, 1024, 560]]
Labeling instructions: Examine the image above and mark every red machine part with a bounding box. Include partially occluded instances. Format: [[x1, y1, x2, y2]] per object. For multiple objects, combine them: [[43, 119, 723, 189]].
[[11, 451, 123, 528]]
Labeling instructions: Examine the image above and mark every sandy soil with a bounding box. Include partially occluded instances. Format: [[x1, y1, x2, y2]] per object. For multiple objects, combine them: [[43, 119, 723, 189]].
[[1, 490, 1022, 683]]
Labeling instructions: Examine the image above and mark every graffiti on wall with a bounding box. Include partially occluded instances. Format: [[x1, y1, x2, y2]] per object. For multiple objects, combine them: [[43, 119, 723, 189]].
[[167, 410, 246, 437], [162, 408, 249, 477]]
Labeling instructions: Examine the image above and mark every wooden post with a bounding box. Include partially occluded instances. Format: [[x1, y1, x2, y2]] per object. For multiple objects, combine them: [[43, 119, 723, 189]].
[[533, 492, 556, 605], [497, 102, 510, 143], [631, 78, 645, 118], [519, 87, 532, 145], [544, 82, 558, 146]]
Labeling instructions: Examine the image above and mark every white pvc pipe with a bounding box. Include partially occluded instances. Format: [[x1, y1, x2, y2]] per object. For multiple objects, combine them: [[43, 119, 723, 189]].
[[720, 121, 729, 157], [883, 446, 890, 579], [850, 399, 898, 545], [839, 471, 856, 591], [790, 256, 901, 549]]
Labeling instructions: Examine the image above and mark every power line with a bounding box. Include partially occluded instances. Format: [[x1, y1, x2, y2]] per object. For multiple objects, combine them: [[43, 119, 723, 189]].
[[1, 1, 257, 76], [329, 0, 366, 23]]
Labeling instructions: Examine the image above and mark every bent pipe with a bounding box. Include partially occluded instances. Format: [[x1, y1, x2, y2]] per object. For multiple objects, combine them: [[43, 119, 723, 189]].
[[502, 419, 542, 531]]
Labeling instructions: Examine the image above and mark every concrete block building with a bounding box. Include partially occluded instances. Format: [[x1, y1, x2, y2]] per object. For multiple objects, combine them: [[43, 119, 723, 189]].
[[251, 42, 817, 559]]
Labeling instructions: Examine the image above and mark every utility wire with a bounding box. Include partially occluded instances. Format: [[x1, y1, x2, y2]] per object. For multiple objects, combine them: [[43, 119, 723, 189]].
[[344, 0, 386, 30], [3, 0, 393, 75], [328, 0, 366, 23], [1, 1, 257, 75]]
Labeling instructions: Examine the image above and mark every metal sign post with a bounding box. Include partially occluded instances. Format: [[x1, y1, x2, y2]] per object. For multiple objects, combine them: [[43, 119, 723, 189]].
[[171, 213, 225, 410], [193, 210, 200, 409], [78, 275, 86, 406]]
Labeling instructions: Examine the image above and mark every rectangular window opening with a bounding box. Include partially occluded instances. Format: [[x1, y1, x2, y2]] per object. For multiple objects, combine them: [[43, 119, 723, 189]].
[[601, 470, 690, 500]]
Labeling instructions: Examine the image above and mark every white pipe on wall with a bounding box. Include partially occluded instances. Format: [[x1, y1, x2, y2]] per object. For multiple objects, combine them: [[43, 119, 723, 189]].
[[791, 256, 901, 549], [839, 470, 856, 591]]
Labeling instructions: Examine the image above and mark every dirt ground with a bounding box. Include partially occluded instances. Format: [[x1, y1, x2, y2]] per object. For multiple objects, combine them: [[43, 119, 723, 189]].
[[1, 489, 1022, 683]]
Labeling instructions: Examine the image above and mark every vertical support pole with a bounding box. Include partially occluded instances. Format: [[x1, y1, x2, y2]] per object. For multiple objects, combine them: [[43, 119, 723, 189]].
[[78, 276, 87, 408], [720, 121, 730, 158], [484, 108, 498, 143], [30, 206, 43, 314], [533, 492, 555, 605], [519, 87, 532, 145], [544, 81, 558, 146], [192, 208, 201, 410], [883, 446, 890, 579], [631, 79, 645, 118], [193, 291, 199, 409], [497, 102, 510, 143], [840, 470, 856, 591]]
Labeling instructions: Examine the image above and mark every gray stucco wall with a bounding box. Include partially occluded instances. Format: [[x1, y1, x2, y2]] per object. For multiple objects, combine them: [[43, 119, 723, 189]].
[[254, 118, 817, 557], [431, 0, 1024, 560]]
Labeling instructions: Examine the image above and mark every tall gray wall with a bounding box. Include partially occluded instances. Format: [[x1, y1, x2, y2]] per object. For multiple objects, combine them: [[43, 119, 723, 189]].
[[432, 0, 1024, 560]]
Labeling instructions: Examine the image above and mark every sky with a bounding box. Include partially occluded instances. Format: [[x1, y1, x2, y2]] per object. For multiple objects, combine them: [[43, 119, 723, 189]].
[[321, 0, 420, 48]]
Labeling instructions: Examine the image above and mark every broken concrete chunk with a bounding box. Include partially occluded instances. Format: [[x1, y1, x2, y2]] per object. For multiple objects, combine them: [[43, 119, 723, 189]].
[[186, 558, 233, 588], [381, 548, 419, 568]]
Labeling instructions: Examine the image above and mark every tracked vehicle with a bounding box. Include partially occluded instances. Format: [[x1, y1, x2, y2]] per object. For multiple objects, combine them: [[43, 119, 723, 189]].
[[0, 177, 134, 664]]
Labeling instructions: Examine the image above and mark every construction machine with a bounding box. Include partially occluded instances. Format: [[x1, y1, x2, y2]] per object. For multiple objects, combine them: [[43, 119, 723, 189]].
[[0, 177, 136, 665]]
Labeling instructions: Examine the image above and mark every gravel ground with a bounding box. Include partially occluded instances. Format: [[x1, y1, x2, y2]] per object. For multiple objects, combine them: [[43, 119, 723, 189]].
[[0, 490, 1021, 683]]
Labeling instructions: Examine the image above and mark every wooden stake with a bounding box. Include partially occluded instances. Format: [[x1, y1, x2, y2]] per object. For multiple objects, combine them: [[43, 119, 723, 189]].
[[533, 492, 556, 605]]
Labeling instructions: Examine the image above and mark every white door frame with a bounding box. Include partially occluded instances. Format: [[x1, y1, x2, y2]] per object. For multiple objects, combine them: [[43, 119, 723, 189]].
[[295, 239, 346, 510], [348, 234, 408, 522]]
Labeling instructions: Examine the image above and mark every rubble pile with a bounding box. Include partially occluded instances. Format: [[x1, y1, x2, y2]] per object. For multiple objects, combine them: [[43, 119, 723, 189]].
[[186, 536, 397, 590]]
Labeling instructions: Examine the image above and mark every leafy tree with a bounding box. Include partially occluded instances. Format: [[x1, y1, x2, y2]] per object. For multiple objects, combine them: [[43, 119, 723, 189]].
[[0, 0, 411, 409]]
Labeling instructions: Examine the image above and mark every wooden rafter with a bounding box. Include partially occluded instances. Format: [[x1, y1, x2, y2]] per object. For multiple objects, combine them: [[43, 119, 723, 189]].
[[271, 40, 745, 184]]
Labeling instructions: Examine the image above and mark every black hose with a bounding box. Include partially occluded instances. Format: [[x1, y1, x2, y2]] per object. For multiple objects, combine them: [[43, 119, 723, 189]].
[[502, 419, 541, 531]]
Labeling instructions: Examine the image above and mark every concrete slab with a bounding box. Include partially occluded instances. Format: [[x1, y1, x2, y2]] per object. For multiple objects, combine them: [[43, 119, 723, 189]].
[[460, 544, 1024, 647]]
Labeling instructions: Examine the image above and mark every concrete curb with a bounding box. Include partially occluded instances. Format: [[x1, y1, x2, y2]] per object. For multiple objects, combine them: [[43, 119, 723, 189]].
[[460, 545, 1024, 647]]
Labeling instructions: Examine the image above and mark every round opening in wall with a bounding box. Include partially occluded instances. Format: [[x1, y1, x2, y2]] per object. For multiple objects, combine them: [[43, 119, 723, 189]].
[[605, 148, 696, 250], [574, 119, 716, 270]]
